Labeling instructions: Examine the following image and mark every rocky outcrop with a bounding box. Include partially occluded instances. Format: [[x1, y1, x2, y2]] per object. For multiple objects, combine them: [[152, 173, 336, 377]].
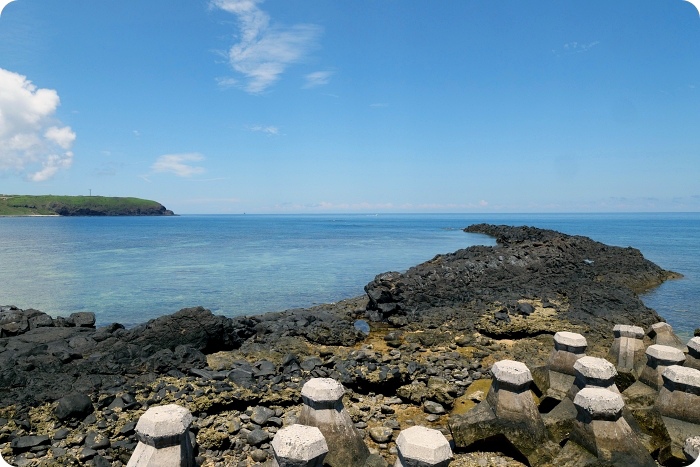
[[364, 224, 677, 341], [48, 202, 174, 217]]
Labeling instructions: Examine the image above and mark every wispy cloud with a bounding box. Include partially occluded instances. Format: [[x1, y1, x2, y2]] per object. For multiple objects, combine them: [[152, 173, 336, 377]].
[[246, 124, 279, 135], [0, 68, 75, 182], [211, 0, 322, 93], [180, 197, 241, 204], [151, 153, 206, 177], [553, 41, 600, 57], [370, 103, 389, 108], [268, 201, 494, 213], [304, 70, 333, 88]]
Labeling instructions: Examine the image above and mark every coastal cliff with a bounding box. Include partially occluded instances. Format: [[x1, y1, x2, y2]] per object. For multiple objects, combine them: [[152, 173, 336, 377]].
[[0, 195, 174, 216], [0, 225, 690, 466]]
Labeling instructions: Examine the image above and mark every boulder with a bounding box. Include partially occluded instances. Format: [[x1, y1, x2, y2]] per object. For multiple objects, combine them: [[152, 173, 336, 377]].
[[54, 392, 94, 421]]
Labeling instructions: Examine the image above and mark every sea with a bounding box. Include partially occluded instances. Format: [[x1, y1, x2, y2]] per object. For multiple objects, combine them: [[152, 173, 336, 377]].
[[0, 213, 697, 340]]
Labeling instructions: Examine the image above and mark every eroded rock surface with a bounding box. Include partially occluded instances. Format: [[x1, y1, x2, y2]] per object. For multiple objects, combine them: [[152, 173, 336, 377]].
[[0, 224, 684, 466]]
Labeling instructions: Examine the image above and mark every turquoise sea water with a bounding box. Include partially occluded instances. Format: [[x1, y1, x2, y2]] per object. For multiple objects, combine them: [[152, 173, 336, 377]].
[[0, 213, 697, 339]]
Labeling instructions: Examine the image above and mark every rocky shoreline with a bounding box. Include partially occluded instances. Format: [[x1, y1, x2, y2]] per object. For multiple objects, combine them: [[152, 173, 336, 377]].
[[0, 224, 690, 466]]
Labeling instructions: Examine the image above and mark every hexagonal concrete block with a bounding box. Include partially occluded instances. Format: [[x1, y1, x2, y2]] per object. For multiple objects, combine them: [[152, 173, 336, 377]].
[[613, 324, 644, 339], [491, 360, 532, 388], [648, 322, 686, 351], [646, 345, 686, 364], [301, 378, 345, 406], [662, 365, 700, 390], [688, 337, 700, 354], [135, 404, 193, 448], [573, 387, 624, 421], [554, 331, 587, 351], [651, 322, 673, 333], [272, 424, 328, 466], [395, 425, 452, 467], [574, 356, 618, 381]]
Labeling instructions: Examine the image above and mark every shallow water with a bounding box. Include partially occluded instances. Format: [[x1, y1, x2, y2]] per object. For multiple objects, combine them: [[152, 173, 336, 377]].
[[0, 213, 697, 339]]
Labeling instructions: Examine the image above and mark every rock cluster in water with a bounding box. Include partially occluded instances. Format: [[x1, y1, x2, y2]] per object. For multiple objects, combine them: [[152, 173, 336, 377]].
[[0, 224, 690, 466]]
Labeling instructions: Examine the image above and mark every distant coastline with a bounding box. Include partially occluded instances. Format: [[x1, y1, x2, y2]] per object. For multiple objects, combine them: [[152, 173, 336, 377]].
[[0, 195, 174, 216]]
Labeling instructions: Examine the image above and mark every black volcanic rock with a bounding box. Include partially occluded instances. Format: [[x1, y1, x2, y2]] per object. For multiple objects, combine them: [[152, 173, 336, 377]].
[[54, 392, 94, 421], [364, 224, 677, 339], [124, 306, 248, 354], [0, 224, 679, 422]]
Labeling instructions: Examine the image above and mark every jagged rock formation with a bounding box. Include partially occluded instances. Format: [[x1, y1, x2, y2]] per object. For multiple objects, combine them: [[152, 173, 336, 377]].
[[365, 224, 678, 340]]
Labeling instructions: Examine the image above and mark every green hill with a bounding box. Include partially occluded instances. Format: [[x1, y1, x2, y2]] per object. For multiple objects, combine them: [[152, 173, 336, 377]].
[[0, 195, 175, 216]]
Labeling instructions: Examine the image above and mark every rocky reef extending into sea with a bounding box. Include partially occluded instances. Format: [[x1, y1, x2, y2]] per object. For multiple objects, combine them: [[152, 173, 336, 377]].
[[0, 224, 692, 466]]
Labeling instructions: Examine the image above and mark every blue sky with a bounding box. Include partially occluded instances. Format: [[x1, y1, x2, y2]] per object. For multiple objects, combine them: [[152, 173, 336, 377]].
[[0, 0, 699, 214]]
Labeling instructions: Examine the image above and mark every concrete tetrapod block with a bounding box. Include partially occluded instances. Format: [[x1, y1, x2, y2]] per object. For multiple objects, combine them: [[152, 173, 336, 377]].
[[639, 344, 687, 390], [686, 337, 700, 371], [298, 378, 369, 467], [450, 360, 556, 466], [608, 324, 646, 385], [535, 332, 586, 404], [654, 365, 700, 464], [657, 365, 700, 424], [548, 332, 587, 376], [126, 404, 195, 467], [271, 424, 328, 467], [567, 356, 618, 400], [301, 378, 346, 409], [648, 322, 687, 352], [394, 425, 452, 467], [565, 388, 656, 467], [486, 360, 542, 428]]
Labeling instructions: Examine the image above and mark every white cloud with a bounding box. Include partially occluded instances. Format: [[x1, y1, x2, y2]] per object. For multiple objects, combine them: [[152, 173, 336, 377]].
[[211, 0, 322, 93], [151, 153, 206, 177], [44, 126, 76, 149], [0, 68, 75, 181], [247, 124, 279, 135], [304, 70, 333, 88]]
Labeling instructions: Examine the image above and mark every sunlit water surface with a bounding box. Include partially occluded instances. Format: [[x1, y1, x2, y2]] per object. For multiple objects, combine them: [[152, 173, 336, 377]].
[[0, 213, 697, 339]]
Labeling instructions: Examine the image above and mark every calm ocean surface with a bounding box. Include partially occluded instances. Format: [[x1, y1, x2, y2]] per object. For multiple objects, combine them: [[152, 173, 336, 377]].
[[0, 213, 698, 339]]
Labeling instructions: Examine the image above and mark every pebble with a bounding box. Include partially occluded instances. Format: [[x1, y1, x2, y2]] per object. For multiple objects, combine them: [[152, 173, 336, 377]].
[[423, 401, 446, 414], [368, 426, 393, 443]]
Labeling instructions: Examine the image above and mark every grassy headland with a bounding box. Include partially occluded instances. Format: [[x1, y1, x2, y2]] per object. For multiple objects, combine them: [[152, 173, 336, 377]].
[[0, 195, 174, 216]]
